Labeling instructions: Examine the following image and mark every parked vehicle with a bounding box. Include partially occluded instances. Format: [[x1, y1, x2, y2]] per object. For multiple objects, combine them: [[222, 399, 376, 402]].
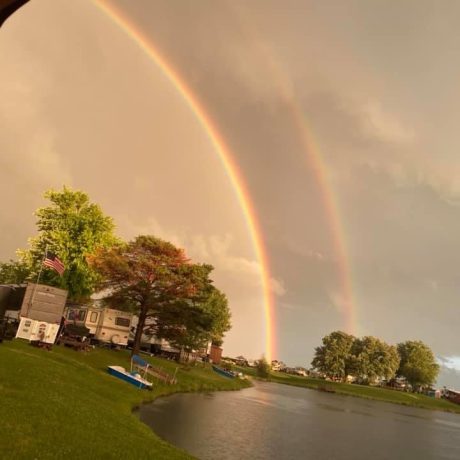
[[65, 306, 132, 347], [294, 367, 307, 377], [14, 283, 68, 347]]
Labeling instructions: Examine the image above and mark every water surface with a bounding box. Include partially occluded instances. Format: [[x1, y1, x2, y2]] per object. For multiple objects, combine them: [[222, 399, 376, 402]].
[[140, 382, 460, 459]]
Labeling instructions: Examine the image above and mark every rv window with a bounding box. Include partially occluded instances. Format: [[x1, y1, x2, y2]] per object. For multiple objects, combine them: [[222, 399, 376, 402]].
[[115, 317, 130, 327], [67, 309, 86, 322], [90, 312, 98, 323]]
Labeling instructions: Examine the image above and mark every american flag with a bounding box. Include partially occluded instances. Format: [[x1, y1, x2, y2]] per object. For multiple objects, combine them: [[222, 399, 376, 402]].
[[43, 251, 65, 276]]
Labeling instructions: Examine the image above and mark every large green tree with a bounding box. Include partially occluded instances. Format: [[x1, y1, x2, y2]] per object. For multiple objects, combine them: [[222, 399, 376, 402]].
[[311, 331, 355, 381], [397, 340, 439, 390], [154, 284, 231, 353], [349, 336, 400, 384], [20, 187, 117, 300], [89, 235, 224, 356], [0, 260, 31, 284]]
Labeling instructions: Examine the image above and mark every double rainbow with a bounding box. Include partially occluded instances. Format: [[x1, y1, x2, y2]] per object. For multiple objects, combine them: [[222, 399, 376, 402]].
[[92, 0, 357, 361]]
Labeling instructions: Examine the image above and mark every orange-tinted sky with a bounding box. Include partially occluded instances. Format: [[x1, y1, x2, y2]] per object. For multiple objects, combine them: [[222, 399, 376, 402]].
[[2, 0, 460, 385]]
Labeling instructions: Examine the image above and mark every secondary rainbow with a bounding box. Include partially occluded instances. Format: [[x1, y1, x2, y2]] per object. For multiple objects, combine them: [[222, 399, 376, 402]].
[[229, 5, 357, 334], [93, 0, 276, 361], [257, 52, 357, 334]]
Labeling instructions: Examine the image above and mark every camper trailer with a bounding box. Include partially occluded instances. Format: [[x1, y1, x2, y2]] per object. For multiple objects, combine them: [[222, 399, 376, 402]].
[[14, 283, 68, 345], [65, 306, 132, 347], [128, 316, 182, 357]]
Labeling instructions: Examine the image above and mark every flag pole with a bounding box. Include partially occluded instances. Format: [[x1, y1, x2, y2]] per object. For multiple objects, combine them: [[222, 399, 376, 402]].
[[28, 245, 48, 315]]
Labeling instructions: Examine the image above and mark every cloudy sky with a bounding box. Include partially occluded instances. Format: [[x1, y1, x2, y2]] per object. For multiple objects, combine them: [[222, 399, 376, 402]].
[[2, 0, 460, 384]]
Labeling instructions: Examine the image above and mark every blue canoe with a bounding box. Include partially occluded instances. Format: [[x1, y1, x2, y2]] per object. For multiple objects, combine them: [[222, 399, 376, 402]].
[[212, 365, 235, 379], [107, 365, 152, 389]]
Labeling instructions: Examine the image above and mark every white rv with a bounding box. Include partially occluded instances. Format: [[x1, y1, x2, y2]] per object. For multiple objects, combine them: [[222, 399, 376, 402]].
[[129, 315, 180, 355], [65, 306, 132, 347], [14, 283, 68, 345]]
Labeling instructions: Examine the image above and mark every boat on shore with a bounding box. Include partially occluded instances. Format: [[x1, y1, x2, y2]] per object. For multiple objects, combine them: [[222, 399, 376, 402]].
[[107, 365, 152, 389], [212, 365, 235, 379]]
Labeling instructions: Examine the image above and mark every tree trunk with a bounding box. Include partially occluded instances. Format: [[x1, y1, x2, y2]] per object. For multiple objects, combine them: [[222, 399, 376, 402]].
[[131, 303, 148, 357]]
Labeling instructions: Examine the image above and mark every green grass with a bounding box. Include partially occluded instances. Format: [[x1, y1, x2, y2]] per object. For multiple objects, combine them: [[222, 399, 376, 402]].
[[236, 366, 460, 414], [0, 340, 251, 459]]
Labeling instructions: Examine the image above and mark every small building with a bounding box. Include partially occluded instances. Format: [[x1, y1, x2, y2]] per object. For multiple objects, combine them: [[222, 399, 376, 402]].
[[209, 344, 223, 364], [271, 360, 286, 371], [444, 389, 460, 405], [233, 356, 246, 366]]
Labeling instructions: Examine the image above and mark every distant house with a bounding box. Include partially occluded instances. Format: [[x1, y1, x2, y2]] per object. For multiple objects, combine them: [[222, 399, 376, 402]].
[[387, 378, 409, 391], [444, 389, 460, 405], [271, 360, 286, 371], [235, 356, 247, 366]]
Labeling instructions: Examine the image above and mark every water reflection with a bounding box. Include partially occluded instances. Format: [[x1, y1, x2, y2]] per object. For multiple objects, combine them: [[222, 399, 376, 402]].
[[140, 382, 460, 460]]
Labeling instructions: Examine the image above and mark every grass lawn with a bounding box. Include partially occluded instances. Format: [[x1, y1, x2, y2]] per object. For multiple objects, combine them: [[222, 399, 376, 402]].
[[0, 340, 251, 459], [236, 366, 460, 414]]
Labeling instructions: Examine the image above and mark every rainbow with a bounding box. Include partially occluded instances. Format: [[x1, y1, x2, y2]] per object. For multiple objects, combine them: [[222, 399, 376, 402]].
[[92, 0, 276, 361], [227, 4, 357, 335]]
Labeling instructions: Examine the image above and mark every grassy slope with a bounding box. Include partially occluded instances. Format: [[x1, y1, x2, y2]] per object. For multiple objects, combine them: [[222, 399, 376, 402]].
[[0, 340, 251, 460], [236, 366, 460, 414]]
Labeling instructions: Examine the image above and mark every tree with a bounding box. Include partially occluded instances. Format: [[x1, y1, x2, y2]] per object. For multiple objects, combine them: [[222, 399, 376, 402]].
[[20, 187, 117, 300], [256, 356, 270, 378], [311, 331, 355, 381], [397, 340, 439, 390], [349, 336, 400, 384], [154, 284, 231, 354], [0, 260, 31, 284], [89, 235, 214, 356]]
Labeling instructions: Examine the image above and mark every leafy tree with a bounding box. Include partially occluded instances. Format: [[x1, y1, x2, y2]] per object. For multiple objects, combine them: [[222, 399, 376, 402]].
[[349, 336, 400, 384], [0, 260, 31, 284], [20, 187, 117, 300], [154, 284, 231, 353], [89, 235, 215, 356], [397, 340, 439, 390], [256, 356, 270, 378], [311, 331, 355, 381]]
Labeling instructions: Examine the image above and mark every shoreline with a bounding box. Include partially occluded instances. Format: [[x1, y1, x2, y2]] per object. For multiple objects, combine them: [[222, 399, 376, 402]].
[[0, 340, 251, 459], [236, 367, 460, 414]]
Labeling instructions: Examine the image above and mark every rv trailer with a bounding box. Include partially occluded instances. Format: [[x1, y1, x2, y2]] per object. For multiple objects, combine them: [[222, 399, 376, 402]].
[[14, 283, 68, 345], [65, 306, 132, 347]]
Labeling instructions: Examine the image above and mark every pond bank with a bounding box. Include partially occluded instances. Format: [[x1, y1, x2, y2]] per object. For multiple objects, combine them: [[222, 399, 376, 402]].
[[236, 366, 460, 414], [0, 340, 251, 459], [139, 380, 460, 460]]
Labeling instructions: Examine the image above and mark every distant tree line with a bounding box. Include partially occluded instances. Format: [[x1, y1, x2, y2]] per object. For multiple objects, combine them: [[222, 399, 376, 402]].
[[0, 186, 232, 356], [311, 331, 439, 390]]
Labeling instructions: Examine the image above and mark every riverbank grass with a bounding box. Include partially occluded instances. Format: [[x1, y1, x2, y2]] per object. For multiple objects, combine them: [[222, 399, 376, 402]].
[[237, 366, 460, 413], [0, 340, 251, 459]]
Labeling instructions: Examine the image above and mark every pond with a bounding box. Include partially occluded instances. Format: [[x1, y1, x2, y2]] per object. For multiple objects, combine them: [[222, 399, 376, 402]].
[[140, 381, 460, 459]]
